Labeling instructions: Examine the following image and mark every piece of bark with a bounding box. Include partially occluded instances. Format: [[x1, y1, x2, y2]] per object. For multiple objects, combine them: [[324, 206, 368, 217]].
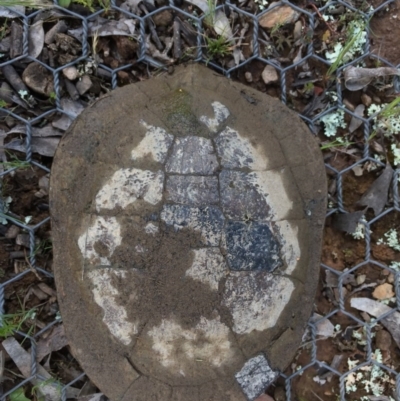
[[44, 20, 68, 44], [2, 64, 29, 96], [28, 20, 44, 59], [332, 209, 366, 234], [10, 21, 23, 58]]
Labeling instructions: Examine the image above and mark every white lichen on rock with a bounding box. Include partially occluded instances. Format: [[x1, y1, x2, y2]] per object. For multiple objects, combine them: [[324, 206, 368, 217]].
[[78, 216, 122, 266], [199, 101, 230, 133], [131, 120, 174, 163], [274, 220, 301, 275], [88, 268, 137, 345], [147, 316, 234, 370], [248, 170, 294, 221], [222, 272, 294, 334], [95, 168, 164, 211], [186, 248, 228, 290], [215, 127, 268, 170]]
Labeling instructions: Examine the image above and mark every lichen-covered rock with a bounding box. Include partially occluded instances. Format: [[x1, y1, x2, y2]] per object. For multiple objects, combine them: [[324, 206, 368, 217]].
[[50, 64, 326, 401]]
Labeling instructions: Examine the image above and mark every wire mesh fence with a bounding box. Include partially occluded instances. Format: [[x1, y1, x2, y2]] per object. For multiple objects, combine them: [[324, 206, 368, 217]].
[[0, 0, 399, 399]]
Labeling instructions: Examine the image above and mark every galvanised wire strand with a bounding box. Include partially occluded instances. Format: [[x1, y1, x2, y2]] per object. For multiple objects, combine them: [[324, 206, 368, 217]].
[[0, 0, 399, 399]]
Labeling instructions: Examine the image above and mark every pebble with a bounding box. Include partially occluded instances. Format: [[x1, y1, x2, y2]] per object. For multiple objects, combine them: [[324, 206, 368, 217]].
[[361, 93, 372, 107], [387, 273, 394, 284], [76, 75, 93, 95], [62, 66, 79, 81], [372, 283, 395, 300], [259, 3, 300, 29], [261, 65, 279, 85], [343, 99, 355, 111], [152, 10, 173, 27], [375, 329, 392, 351], [16, 233, 30, 248], [22, 62, 54, 96], [356, 274, 366, 285], [5, 225, 20, 239], [293, 20, 302, 41], [372, 95, 381, 104], [245, 72, 253, 83]]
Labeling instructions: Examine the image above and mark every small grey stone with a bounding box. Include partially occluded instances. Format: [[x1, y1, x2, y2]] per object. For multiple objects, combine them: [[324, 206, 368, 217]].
[[166, 175, 219, 206], [219, 170, 270, 220], [165, 136, 218, 174], [76, 75, 93, 95], [235, 355, 278, 400]]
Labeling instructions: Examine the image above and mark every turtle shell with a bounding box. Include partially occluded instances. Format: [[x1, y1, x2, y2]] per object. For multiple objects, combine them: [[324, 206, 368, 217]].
[[50, 64, 326, 401]]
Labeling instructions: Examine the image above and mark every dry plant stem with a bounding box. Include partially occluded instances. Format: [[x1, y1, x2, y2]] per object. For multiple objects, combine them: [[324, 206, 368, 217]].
[[140, 4, 163, 51], [10, 21, 23, 59], [173, 19, 182, 59], [307, 3, 336, 34]]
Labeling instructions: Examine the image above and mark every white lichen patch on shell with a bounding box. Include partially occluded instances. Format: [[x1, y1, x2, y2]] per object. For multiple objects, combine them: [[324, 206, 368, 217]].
[[247, 170, 294, 221], [95, 168, 164, 211], [131, 121, 174, 163], [165, 136, 218, 175], [274, 220, 301, 275], [78, 216, 122, 266], [88, 268, 137, 345], [215, 127, 268, 170], [147, 315, 234, 371], [186, 248, 228, 290], [199, 101, 230, 133], [144, 222, 159, 235], [222, 272, 294, 335]]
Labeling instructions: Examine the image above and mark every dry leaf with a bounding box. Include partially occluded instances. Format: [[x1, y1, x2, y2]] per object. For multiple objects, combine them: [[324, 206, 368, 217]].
[[350, 297, 400, 349], [357, 164, 393, 216], [28, 20, 44, 59], [332, 209, 365, 234], [36, 325, 69, 362], [344, 66, 400, 91], [348, 104, 365, 133]]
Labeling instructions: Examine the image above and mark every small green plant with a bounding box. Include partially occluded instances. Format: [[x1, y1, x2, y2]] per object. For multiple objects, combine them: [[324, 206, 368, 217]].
[[368, 97, 400, 138], [204, 34, 233, 60], [270, 23, 293, 52], [48, 91, 57, 104], [9, 387, 30, 401], [204, 0, 217, 27], [1, 152, 31, 170], [0, 308, 36, 338], [320, 137, 354, 150], [0, 0, 52, 7], [34, 238, 52, 256], [326, 19, 367, 77], [32, 378, 62, 401]]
